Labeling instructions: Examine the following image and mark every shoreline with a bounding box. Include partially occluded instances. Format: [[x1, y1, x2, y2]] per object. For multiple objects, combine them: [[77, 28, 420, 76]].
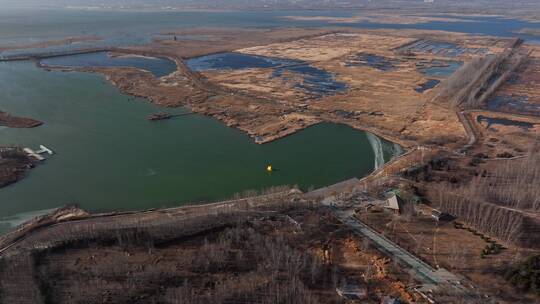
[[0, 111, 43, 189], [0, 36, 102, 53], [0, 27, 480, 195], [2, 26, 538, 228], [32, 45, 417, 149], [0, 147, 35, 189]]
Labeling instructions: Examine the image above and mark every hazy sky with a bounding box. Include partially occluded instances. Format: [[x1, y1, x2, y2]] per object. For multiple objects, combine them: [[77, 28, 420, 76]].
[[0, 0, 372, 9], [0, 0, 383, 7], [1, 0, 537, 10]]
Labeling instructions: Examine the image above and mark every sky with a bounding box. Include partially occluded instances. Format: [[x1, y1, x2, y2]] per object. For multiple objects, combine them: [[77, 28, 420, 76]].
[[0, 0, 406, 9], [1, 0, 538, 10]]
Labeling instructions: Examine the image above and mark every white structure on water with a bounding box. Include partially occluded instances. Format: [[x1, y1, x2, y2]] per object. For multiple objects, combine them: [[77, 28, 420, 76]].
[[23, 145, 54, 161]]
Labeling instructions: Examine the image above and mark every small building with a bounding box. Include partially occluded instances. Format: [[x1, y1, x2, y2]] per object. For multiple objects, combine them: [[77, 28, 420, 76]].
[[384, 194, 404, 214], [336, 284, 368, 300], [431, 209, 453, 222]]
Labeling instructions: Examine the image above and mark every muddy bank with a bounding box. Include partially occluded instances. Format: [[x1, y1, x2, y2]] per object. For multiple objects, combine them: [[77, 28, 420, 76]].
[[0, 93, 42, 191], [0, 36, 102, 53], [0, 148, 34, 189], [56, 56, 327, 145], [0, 111, 43, 128], [139, 27, 340, 59], [282, 14, 478, 25], [33, 28, 530, 151], [35, 28, 529, 152]]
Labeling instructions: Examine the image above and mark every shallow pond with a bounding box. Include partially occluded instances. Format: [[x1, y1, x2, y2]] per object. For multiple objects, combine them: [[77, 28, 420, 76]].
[[187, 52, 347, 98], [487, 95, 540, 116], [417, 60, 463, 78], [0, 61, 400, 233], [273, 64, 348, 97], [477, 115, 535, 130], [41, 51, 178, 78], [186, 52, 301, 71], [415, 79, 441, 93]]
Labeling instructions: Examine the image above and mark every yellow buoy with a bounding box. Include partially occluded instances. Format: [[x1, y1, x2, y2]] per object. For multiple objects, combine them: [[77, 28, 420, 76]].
[[266, 165, 273, 172]]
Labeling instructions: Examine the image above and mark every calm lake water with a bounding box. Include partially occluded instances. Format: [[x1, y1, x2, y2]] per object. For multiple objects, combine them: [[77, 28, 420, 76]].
[[186, 52, 302, 71], [418, 61, 463, 78], [0, 61, 399, 232]]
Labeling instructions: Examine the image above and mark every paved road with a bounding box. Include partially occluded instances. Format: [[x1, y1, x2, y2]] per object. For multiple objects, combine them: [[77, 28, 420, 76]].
[[328, 205, 477, 300]]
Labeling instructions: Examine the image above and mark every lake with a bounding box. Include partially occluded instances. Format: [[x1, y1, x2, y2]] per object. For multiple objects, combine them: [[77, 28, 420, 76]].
[[0, 60, 400, 233]]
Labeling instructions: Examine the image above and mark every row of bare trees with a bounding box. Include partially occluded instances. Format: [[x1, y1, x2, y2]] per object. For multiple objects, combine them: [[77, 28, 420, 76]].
[[160, 226, 329, 304], [432, 39, 528, 109], [0, 197, 329, 303], [0, 253, 44, 304], [433, 185, 525, 244], [10, 193, 316, 255], [32, 215, 337, 304], [425, 144, 540, 247], [456, 152, 540, 212]]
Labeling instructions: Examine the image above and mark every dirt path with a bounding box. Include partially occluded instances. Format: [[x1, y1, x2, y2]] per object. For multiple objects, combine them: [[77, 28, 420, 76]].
[[458, 110, 479, 152]]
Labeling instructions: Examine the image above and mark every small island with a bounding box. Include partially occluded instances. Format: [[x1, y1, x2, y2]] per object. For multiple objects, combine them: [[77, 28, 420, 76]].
[[147, 112, 173, 121], [0, 111, 43, 128]]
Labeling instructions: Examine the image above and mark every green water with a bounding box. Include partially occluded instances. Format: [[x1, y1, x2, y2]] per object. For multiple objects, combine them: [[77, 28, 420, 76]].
[[0, 61, 398, 229]]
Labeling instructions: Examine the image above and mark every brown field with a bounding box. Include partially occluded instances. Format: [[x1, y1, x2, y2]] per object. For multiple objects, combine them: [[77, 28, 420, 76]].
[[356, 208, 538, 303], [467, 111, 540, 158], [127, 27, 338, 59], [0, 197, 420, 304], [2, 24, 539, 303], [63, 27, 522, 147]]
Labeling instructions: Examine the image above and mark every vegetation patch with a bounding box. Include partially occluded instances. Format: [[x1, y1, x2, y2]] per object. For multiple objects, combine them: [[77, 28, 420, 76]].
[[505, 255, 540, 295]]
